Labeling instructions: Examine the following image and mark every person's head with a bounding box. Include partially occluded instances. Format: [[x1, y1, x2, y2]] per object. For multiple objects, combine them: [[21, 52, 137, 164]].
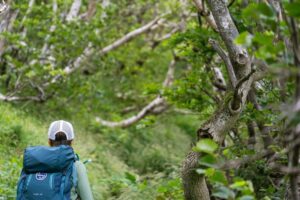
[[48, 120, 75, 147]]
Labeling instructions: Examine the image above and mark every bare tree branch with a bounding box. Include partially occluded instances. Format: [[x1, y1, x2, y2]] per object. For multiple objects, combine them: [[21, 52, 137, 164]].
[[0, 1, 8, 15], [95, 96, 165, 128], [192, 0, 218, 31], [152, 8, 189, 48], [45, 17, 164, 86], [40, 0, 58, 61], [163, 58, 176, 87], [99, 17, 164, 55], [212, 66, 226, 91], [0, 93, 45, 102], [267, 0, 283, 21], [0, 7, 18, 57], [80, 0, 97, 21], [20, 0, 35, 38], [209, 38, 237, 87], [66, 0, 82, 22], [0, 78, 50, 102]]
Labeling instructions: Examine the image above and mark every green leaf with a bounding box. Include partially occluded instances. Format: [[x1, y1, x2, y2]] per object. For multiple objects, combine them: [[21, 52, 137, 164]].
[[203, 168, 228, 185], [252, 32, 273, 45], [235, 32, 253, 47], [239, 195, 255, 200], [284, 2, 300, 17], [194, 139, 218, 154], [167, 179, 180, 187], [196, 169, 206, 175], [242, 3, 274, 20], [124, 172, 136, 183], [230, 180, 248, 189], [157, 186, 168, 193], [257, 3, 274, 17], [212, 186, 235, 199], [209, 170, 228, 185], [199, 154, 218, 168]]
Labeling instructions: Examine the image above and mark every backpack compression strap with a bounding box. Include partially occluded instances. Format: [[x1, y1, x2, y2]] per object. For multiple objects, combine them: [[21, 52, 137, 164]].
[[60, 174, 66, 198]]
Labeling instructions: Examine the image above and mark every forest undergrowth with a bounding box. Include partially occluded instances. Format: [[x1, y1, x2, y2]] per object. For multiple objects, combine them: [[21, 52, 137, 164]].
[[0, 102, 197, 200]]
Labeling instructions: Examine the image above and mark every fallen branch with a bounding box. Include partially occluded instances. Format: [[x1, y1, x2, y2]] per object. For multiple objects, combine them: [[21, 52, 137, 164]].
[[0, 79, 49, 103], [95, 96, 165, 128], [0, 93, 45, 102]]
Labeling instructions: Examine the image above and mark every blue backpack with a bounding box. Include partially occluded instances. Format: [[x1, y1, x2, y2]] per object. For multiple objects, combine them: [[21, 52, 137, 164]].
[[16, 145, 78, 200]]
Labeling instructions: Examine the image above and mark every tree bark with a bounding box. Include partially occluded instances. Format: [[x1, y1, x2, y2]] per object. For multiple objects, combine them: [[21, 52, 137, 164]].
[[288, 3, 300, 198], [182, 0, 253, 199], [182, 152, 210, 200], [66, 0, 82, 22], [0, 7, 18, 57], [192, 0, 218, 31]]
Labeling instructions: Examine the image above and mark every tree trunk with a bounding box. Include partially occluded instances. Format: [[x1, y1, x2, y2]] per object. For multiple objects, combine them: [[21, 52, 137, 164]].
[[182, 152, 210, 200], [182, 0, 253, 199]]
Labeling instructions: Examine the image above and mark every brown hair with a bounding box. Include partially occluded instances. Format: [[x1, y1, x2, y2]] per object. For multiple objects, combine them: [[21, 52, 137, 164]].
[[49, 132, 72, 146]]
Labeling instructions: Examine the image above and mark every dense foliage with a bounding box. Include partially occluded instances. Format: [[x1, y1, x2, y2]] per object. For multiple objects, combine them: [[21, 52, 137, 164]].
[[1, 0, 300, 199]]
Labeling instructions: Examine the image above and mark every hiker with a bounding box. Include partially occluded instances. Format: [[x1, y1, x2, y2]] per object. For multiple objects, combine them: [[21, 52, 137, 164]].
[[16, 120, 94, 200]]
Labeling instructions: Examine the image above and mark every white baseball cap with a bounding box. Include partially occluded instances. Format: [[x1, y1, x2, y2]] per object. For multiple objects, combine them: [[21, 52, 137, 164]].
[[48, 120, 75, 141]]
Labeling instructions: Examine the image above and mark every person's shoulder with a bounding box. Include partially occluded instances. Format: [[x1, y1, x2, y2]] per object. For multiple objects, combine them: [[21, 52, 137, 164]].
[[75, 160, 86, 171], [75, 160, 84, 166]]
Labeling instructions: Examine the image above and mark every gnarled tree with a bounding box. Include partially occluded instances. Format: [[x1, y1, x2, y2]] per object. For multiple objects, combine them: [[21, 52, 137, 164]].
[[182, 1, 254, 199]]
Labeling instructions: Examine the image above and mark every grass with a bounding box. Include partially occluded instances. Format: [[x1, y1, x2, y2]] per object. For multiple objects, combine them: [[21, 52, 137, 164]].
[[0, 102, 197, 199]]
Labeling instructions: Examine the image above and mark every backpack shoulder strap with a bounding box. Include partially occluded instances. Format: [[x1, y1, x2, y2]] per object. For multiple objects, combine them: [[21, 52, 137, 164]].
[[73, 153, 79, 187], [16, 169, 27, 198], [75, 153, 80, 161], [72, 162, 78, 187]]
